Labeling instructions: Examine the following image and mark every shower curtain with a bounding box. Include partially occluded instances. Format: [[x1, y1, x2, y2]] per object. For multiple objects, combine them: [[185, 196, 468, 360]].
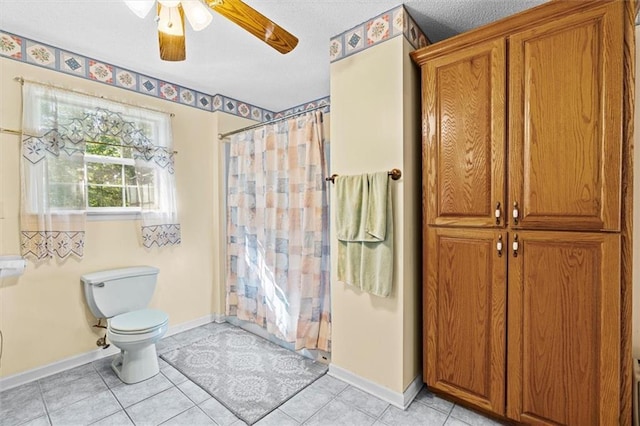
[[226, 111, 331, 352]]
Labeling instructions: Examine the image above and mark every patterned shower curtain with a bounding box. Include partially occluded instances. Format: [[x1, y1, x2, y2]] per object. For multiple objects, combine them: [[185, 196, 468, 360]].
[[226, 111, 331, 352]]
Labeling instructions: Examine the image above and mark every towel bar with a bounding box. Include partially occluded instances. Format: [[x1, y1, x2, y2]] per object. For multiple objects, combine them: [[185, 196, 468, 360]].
[[325, 168, 402, 184]]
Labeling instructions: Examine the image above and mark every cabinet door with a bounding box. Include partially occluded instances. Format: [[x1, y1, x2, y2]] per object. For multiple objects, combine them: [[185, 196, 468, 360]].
[[423, 38, 506, 227], [509, 1, 623, 231], [507, 231, 620, 425], [425, 227, 506, 414]]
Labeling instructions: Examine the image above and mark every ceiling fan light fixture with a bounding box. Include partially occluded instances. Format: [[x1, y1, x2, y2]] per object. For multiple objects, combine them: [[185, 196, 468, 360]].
[[134, 0, 297, 60], [158, 0, 181, 7], [181, 0, 213, 31], [157, 4, 185, 36], [123, 0, 155, 18]]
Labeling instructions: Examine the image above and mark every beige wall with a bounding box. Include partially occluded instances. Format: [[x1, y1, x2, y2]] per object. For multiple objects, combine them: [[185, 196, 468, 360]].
[[329, 36, 421, 393], [0, 57, 237, 377], [401, 40, 422, 387], [633, 27, 640, 359]]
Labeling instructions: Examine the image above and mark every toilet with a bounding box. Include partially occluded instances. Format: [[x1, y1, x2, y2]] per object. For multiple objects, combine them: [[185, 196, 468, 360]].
[[81, 266, 168, 384]]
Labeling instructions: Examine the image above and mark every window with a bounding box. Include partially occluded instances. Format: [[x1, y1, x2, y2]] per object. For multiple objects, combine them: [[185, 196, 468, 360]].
[[27, 93, 168, 216], [21, 82, 180, 257], [80, 114, 162, 215], [85, 140, 139, 211]]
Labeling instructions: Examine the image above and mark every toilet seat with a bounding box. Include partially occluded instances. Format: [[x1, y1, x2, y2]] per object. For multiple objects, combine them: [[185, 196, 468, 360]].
[[106, 313, 168, 384], [109, 309, 168, 335]]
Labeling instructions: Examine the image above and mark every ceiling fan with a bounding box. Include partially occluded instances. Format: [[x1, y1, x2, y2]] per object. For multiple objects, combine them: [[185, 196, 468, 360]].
[[123, 0, 299, 61]]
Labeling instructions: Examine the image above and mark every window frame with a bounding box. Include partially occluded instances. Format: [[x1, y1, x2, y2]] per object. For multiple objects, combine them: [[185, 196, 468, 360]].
[[24, 89, 171, 219], [84, 148, 142, 215], [84, 152, 141, 217], [83, 112, 164, 217]]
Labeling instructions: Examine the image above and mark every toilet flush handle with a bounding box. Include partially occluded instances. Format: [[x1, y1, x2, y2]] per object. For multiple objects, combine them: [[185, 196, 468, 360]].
[[93, 282, 105, 287]]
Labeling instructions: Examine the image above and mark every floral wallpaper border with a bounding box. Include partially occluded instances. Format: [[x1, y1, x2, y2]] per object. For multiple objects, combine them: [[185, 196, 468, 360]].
[[0, 30, 329, 121], [274, 96, 331, 119], [0, 5, 428, 119], [329, 5, 429, 63]]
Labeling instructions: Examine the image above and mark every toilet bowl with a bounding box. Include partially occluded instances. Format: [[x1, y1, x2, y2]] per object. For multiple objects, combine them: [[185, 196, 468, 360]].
[[107, 309, 169, 384], [81, 266, 169, 385]]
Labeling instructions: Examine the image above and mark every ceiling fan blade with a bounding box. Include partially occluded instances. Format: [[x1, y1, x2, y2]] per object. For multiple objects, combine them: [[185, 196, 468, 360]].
[[206, 0, 298, 54], [158, 3, 187, 61]]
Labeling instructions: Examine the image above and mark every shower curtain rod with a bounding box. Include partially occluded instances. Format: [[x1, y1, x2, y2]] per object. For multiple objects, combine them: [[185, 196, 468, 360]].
[[217, 105, 327, 140], [15, 77, 175, 118]]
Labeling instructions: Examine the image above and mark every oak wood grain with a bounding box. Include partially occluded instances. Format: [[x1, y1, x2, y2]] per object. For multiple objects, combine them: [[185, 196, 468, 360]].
[[506, 231, 620, 425], [207, 0, 298, 54], [619, 1, 635, 424], [411, 1, 615, 66], [423, 39, 505, 228], [508, 1, 623, 232], [418, 1, 632, 424], [425, 227, 506, 414]]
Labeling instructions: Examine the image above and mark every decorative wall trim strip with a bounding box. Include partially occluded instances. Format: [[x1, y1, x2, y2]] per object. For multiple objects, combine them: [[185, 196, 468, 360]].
[[0, 314, 218, 391], [329, 5, 429, 63], [0, 30, 282, 120], [328, 364, 423, 409], [273, 95, 331, 119], [2, 7, 429, 120]]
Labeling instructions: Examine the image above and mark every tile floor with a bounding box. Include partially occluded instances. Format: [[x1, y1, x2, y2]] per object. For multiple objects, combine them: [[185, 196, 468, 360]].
[[0, 322, 502, 426]]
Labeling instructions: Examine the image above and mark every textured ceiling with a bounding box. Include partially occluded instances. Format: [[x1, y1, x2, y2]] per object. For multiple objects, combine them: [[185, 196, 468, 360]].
[[0, 0, 547, 112]]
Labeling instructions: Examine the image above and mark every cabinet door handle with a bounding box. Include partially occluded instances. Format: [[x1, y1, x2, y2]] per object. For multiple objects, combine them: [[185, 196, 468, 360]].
[[512, 201, 519, 225], [497, 235, 503, 257], [512, 234, 519, 257], [495, 202, 502, 225]]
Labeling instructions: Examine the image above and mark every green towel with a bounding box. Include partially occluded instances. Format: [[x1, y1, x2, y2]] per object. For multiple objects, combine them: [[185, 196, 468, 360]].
[[336, 172, 393, 297]]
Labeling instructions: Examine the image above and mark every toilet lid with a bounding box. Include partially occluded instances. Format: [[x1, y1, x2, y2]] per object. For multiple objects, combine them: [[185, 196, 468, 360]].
[[110, 309, 168, 334]]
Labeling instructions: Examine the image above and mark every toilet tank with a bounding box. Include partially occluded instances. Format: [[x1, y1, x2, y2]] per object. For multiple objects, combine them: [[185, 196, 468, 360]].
[[81, 266, 160, 318]]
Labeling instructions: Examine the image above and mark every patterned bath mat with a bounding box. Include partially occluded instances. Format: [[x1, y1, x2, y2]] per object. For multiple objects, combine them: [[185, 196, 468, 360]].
[[160, 323, 328, 425]]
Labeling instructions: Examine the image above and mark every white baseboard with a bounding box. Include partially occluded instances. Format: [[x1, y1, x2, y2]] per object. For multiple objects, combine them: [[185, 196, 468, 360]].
[[402, 375, 424, 408], [0, 345, 120, 392], [328, 364, 423, 409], [212, 313, 226, 323], [164, 314, 218, 337], [0, 313, 219, 391]]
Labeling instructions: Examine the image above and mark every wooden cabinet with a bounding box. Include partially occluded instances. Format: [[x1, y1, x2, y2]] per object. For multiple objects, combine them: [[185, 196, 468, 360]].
[[507, 231, 620, 425], [425, 227, 506, 413], [509, 3, 623, 232], [423, 38, 506, 228], [412, 1, 632, 425]]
